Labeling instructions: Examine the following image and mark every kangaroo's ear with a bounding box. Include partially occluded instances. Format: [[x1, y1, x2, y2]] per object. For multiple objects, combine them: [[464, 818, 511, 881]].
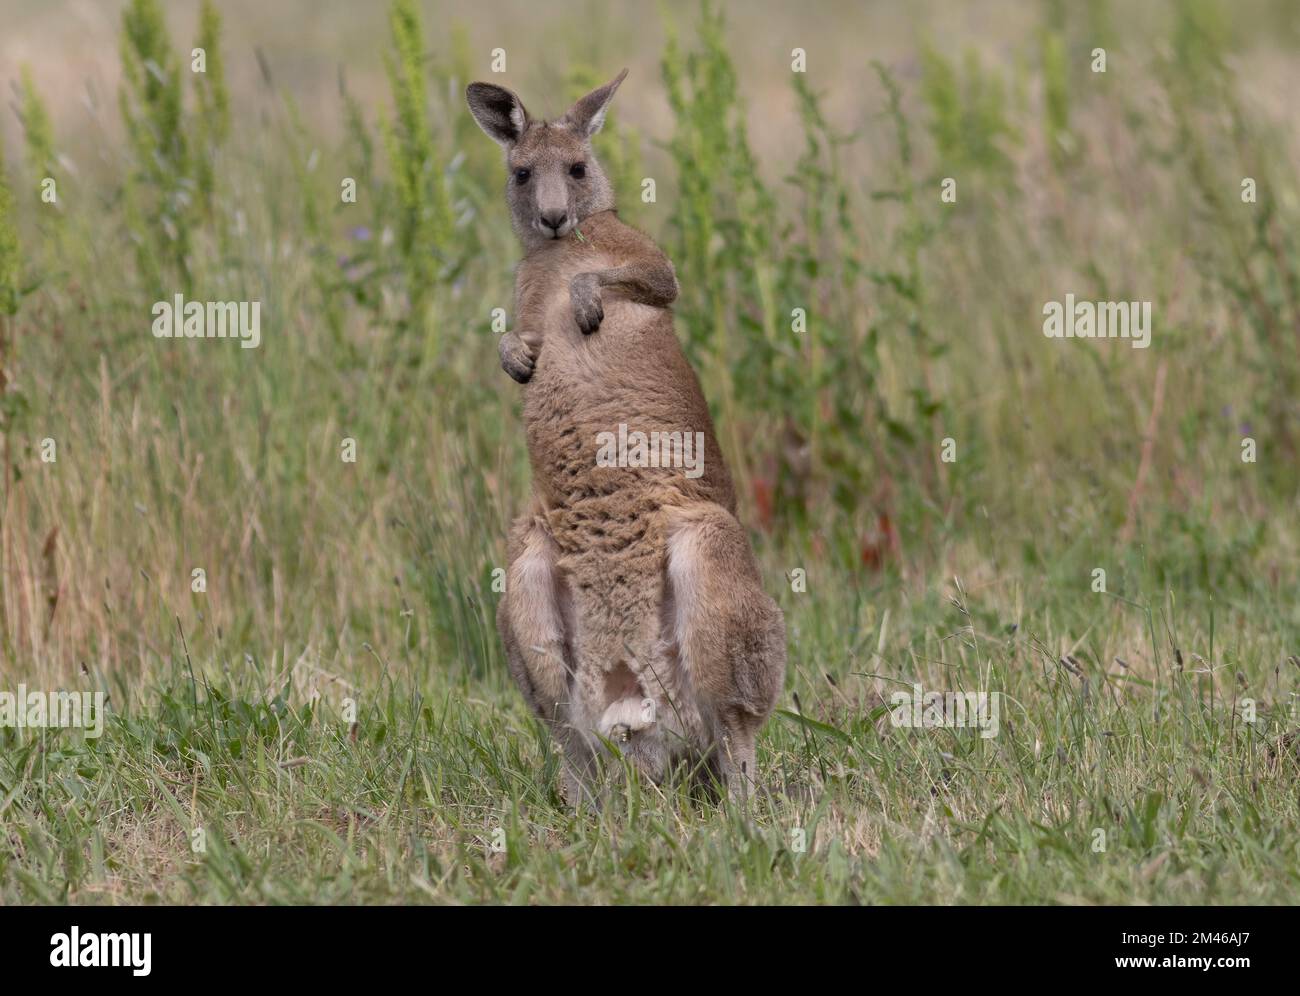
[[562, 68, 628, 139], [466, 82, 530, 147]]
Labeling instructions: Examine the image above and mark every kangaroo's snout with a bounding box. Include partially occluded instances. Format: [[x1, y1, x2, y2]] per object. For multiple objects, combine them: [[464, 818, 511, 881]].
[[538, 208, 570, 237]]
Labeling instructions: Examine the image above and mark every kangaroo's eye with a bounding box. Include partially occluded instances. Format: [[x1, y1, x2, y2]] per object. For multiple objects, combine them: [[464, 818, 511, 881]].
[[514, 168, 531, 185], [569, 163, 586, 179]]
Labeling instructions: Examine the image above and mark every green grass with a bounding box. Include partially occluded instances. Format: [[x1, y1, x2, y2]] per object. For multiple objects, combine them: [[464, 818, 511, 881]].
[[1, 0, 1299, 904], [6, 569, 1300, 904]]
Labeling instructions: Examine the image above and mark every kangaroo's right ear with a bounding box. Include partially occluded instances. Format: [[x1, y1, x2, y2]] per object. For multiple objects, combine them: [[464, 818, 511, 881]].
[[466, 82, 530, 147], [562, 69, 628, 138]]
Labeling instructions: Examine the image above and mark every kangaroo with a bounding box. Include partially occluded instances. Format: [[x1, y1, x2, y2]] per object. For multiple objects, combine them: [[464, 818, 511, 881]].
[[467, 70, 786, 803]]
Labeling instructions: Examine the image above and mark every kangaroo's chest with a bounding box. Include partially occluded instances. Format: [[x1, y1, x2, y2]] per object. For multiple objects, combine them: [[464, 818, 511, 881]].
[[516, 252, 600, 350], [510, 239, 733, 517]]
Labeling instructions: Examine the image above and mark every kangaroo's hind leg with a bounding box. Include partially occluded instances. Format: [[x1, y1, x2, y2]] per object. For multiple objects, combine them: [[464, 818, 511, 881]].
[[498, 507, 598, 805], [665, 502, 787, 801]]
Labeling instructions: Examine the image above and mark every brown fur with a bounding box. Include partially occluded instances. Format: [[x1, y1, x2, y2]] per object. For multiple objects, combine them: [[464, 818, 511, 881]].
[[469, 73, 786, 803]]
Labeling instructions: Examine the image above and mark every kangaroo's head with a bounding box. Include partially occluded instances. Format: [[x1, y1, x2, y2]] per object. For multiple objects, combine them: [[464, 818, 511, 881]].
[[466, 70, 627, 249]]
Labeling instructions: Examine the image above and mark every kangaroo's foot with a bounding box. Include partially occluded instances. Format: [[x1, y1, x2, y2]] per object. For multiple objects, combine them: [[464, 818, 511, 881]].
[[498, 510, 575, 721], [664, 502, 787, 802], [596, 695, 656, 742]]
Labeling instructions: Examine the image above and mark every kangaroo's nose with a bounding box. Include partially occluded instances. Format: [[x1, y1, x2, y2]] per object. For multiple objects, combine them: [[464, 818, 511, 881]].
[[540, 210, 567, 233]]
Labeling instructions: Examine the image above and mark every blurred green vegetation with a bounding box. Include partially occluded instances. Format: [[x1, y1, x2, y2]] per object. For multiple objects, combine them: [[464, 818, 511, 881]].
[[0, 0, 1296, 678]]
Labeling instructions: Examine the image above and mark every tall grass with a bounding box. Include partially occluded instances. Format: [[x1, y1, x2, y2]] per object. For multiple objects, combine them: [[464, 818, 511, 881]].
[[1, 0, 1295, 706]]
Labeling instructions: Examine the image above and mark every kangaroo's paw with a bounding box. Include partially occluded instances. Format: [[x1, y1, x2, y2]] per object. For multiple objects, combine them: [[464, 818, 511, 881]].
[[499, 330, 536, 383], [570, 272, 604, 335]]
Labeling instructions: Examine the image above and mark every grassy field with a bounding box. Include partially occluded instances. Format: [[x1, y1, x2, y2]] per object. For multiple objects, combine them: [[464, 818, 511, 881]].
[[2, 0, 1299, 904]]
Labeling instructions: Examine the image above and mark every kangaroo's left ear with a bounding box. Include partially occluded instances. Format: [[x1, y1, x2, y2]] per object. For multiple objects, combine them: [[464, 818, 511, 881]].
[[562, 69, 628, 139], [466, 81, 530, 147]]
